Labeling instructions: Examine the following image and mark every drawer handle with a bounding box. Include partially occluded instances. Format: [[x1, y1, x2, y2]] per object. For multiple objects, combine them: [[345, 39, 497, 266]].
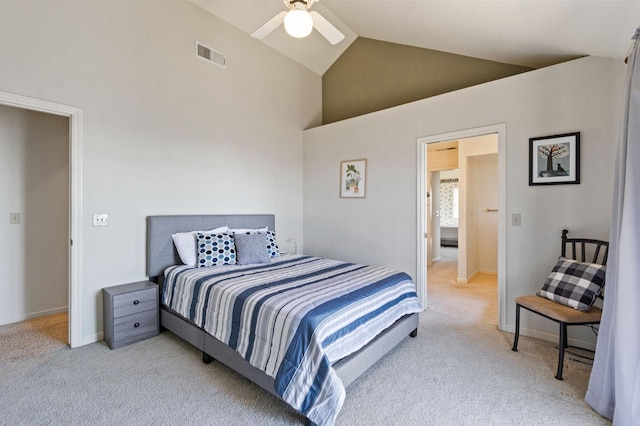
[[134, 322, 140, 328], [133, 300, 140, 305]]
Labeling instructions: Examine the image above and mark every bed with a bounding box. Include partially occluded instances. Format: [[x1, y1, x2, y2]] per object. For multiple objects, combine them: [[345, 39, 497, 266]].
[[440, 226, 458, 247], [147, 214, 421, 425]]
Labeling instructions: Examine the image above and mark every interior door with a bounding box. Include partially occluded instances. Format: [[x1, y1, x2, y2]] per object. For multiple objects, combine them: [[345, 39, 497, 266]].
[[431, 171, 441, 262]]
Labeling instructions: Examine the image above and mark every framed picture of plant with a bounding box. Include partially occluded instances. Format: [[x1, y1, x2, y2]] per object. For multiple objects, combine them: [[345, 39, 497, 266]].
[[340, 159, 367, 198], [529, 132, 580, 186]]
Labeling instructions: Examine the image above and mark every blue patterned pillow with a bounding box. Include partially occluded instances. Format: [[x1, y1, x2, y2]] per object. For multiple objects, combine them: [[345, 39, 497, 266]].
[[235, 233, 270, 265], [196, 233, 236, 267], [537, 256, 606, 311], [266, 230, 280, 258]]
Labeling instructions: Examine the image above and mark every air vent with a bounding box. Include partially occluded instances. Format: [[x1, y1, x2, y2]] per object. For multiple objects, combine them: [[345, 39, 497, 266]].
[[195, 41, 226, 68]]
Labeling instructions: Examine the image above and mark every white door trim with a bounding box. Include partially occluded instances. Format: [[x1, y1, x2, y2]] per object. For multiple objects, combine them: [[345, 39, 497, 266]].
[[0, 90, 83, 348], [417, 123, 507, 331]]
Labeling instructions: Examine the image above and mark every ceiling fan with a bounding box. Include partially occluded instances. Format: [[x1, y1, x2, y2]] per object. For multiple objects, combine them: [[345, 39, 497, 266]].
[[251, 0, 345, 45]]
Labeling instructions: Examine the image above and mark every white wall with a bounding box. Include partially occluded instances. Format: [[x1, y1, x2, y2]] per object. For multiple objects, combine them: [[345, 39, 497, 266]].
[[0, 0, 321, 343], [426, 147, 459, 264], [0, 106, 69, 324], [471, 154, 498, 275], [303, 56, 624, 344], [458, 135, 498, 281]]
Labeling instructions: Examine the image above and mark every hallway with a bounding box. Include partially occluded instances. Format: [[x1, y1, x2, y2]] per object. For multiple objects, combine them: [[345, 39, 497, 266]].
[[0, 312, 67, 365], [427, 247, 498, 325]]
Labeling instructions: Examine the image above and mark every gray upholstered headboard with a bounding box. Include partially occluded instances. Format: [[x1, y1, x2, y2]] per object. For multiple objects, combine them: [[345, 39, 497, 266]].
[[146, 214, 275, 279]]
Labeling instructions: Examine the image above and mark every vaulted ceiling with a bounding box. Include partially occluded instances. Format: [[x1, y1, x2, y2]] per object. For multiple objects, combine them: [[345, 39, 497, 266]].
[[191, 1, 640, 75]]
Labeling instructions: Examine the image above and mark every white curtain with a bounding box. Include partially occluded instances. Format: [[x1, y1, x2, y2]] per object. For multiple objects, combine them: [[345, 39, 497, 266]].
[[585, 27, 640, 425]]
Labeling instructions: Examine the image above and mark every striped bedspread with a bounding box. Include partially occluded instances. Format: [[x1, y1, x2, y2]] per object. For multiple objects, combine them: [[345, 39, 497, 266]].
[[163, 255, 422, 425]]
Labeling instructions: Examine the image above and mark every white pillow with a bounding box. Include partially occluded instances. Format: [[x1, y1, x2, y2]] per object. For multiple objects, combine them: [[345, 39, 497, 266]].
[[172, 226, 229, 266], [230, 227, 268, 234]]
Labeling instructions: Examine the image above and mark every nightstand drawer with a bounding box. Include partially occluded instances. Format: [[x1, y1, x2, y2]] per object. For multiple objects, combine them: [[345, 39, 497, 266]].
[[103, 281, 159, 349], [112, 310, 158, 349], [112, 287, 157, 318]]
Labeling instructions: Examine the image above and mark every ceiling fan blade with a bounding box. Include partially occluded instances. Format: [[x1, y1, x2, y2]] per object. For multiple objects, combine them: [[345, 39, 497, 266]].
[[251, 11, 286, 40], [310, 11, 344, 45]]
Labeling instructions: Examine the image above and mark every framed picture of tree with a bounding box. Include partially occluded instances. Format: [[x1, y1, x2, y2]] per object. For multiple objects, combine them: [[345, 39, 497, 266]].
[[529, 132, 580, 186], [340, 159, 367, 198]]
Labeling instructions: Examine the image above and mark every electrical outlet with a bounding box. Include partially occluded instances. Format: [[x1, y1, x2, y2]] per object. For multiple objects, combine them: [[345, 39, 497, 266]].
[[93, 213, 109, 226], [285, 238, 298, 254], [512, 213, 521, 226], [9, 212, 20, 224]]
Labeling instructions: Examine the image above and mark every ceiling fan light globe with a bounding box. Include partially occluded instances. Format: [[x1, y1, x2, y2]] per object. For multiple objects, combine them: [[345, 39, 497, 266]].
[[284, 9, 313, 38]]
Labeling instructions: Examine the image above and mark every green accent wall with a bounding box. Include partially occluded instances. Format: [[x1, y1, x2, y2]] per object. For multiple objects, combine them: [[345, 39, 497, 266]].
[[322, 37, 533, 124]]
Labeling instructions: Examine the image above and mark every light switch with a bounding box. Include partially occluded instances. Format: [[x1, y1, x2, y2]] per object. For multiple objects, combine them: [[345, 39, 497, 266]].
[[9, 212, 20, 224], [93, 213, 109, 226], [512, 213, 521, 226]]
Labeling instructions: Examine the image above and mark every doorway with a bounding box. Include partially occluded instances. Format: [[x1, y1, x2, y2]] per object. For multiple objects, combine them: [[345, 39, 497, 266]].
[[426, 144, 499, 324], [0, 91, 83, 348], [0, 105, 68, 335], [416, 124, 507, 330]]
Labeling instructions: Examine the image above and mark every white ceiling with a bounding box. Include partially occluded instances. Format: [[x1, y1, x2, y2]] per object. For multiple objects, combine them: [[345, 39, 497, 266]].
[[191, 0, 640, 75]]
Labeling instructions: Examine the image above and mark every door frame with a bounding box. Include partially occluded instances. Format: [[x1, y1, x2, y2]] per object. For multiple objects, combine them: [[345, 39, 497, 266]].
[[416, 123, 507, 330], [0, 90, 83, 347]]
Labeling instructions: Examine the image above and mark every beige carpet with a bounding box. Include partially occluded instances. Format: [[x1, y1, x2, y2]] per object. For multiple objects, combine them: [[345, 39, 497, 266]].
[[427, 246, 498, 326], [0, 310, 608, 425], [427, 247, 595, 368], [0, 312, 68, 366], [0, 267, 607, 425]]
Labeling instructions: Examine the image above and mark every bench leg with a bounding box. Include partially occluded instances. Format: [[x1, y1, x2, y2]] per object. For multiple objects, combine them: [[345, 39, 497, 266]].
[[410, 328, 418, 338], [555, 323, 567, 380], [512, 304, 521, 352]]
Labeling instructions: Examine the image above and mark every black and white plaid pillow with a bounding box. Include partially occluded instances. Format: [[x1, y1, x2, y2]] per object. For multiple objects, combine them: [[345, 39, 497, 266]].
[[537, 256, 606, 311]]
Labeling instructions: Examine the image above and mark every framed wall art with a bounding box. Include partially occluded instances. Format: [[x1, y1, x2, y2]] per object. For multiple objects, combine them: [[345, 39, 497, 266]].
[[340, 159, 367, 198], [529, 132, 580, 186]]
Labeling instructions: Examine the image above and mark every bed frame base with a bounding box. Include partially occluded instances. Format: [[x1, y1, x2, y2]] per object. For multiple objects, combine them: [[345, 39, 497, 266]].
[[161, 308, 418, 397]]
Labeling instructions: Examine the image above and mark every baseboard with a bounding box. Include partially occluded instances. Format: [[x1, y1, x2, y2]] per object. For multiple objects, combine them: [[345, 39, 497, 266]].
[[503, 324, 596, 351], [457, 270, 478, 284], [457, 269, 497, 283], [82, 332, 104, 347], [1, 306, 68, 326]]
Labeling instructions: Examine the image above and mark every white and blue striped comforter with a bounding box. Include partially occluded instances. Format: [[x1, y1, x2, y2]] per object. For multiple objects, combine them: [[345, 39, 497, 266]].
[[163, 255, 422, 425]]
